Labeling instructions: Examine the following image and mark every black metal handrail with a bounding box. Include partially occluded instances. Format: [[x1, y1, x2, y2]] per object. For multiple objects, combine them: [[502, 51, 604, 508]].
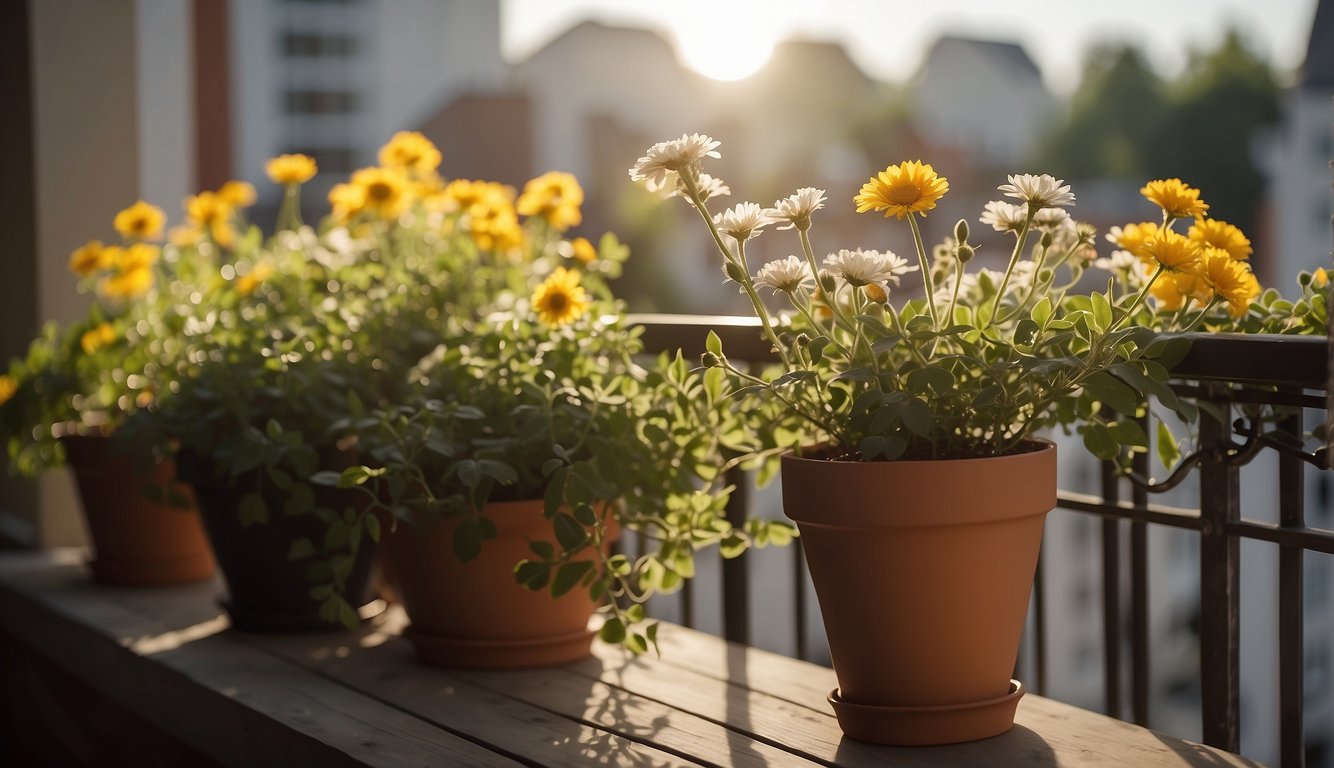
[[627, 313, 1331, 767]]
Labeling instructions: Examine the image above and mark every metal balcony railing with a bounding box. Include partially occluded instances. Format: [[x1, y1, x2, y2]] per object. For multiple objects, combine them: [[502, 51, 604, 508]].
[[629, 314, 1333, 768]]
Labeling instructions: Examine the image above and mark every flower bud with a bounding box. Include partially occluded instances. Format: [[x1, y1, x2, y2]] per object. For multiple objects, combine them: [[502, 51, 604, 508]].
[[818, 271, 837, 293], [1038, 268, 1053, 284], [795, 333, 811, 346], [863, 283, 888, 304], [956, 244, 975, 263], [954, 219, 970, 244], [724, 261, 747, 283], [1040, 231, 1054, 249], [701, 351, 722, 368]]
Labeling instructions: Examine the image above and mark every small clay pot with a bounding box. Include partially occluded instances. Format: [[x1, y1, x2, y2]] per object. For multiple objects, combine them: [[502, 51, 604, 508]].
[[782, 440, 1055, 745], [60, 433, 214, 587], [386, 499, 617, 669]]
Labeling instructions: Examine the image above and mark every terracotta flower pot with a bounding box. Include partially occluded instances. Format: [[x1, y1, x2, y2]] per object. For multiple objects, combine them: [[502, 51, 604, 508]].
[[60, 433, 215, 586], [178, 453, 380, 632], [781, 440, 1056, 745], [386, 499, 616, 669]]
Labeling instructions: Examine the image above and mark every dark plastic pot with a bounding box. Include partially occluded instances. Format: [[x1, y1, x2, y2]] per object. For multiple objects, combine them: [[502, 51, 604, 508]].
[[177, 451, 379, 632]]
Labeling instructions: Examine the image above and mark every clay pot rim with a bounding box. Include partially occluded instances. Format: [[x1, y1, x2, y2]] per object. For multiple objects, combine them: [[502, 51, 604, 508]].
[[783, 438, 1054, 469]]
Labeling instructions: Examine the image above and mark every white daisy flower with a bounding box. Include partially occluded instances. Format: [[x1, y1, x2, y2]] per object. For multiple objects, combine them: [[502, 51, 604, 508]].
[[1094, 249, 1139, 273], [629, 133, 721, 192], [753, 255, 814, 294], [1033, 207, 1069, 228], [669, 172, 730, 207], [764, 188, 827, 231], [823, 248, 917, 288], [714, 202, 771, 242], [979, 200, 1027, 233], [998, 173, 1075, 210]]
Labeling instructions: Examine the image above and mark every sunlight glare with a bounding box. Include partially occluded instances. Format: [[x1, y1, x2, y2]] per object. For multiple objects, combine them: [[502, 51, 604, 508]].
[[672, 2, 778, 81]]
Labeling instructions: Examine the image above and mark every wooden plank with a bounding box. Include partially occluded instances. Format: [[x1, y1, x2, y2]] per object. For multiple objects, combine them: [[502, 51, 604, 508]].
[[0, 552, 519, 767], [243, 610, 700, 768], [589, 622, 1267, 768]]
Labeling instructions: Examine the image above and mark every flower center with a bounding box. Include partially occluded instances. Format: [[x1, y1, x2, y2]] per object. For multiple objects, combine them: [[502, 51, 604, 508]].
[[367, 182, 394, 201], [887, 182, 922, 206], [546, 292, 568, 312]]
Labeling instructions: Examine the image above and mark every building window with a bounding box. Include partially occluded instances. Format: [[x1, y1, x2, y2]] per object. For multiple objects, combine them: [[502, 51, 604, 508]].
[[281, 32, 356, 58], [283, 90, 359, 115]]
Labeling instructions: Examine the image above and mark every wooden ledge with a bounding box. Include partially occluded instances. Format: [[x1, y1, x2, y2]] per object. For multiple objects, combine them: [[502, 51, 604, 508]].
[[0, 550, 1265, 767]]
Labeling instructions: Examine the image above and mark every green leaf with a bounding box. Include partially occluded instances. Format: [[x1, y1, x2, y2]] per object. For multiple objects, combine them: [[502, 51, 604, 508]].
[[553, 512, 587, 550], [541, 458, 565, 477], [239, 493, 267, 528], [705, 330, 722, 356], [529, 540, 554, 559], [265, 418, 284, 440], [515, 560, 549, 590], [284, 483, 315, 516], [626, 633, 649, 654], [1080, 422, 1119, 460], [457, 460, 481, 489], [599, 617, 627, 644], [1031, 296, 1052, 326], [310, 471, 342, 487], [287, 538, 315, 561], [719, 534, 747, 559], [1144, 336, 1192, 369], [1157, 419, 1182, 469], [808, 336, 831, 363], [551, 561, 593, 598], [833, 366, 876, 382], [364, 513, 381, 543], [1014, 318, 1040, 347], [544, 466, 568, 517], [477, 459, 518, 486], [1090, 291, 1113, 332], [1080, 372, 1141, 417], [453, 517, 483, 561]]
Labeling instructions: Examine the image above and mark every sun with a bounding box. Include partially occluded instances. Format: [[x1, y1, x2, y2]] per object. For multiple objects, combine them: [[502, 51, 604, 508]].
[[671, 6, 778, 81]]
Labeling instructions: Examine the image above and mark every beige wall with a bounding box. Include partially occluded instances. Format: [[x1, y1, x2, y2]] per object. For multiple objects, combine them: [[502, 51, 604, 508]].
[[18, 0, 193, 546]]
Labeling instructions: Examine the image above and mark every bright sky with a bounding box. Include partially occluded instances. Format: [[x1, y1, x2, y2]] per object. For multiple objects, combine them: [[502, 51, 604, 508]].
[[501, 0, 1320, 92]]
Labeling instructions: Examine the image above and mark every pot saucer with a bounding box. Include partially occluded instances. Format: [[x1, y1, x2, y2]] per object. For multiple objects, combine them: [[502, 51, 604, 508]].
[[404, 624, 596, 669], [828, 679, 1025, 745]]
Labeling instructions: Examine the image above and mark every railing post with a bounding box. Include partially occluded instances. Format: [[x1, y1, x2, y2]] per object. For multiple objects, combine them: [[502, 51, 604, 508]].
[[1100, 451, 1123, 719], [1278, 409, 1305, 768], [1198, 388, 1241, 752], [721, 465, 750, 646]]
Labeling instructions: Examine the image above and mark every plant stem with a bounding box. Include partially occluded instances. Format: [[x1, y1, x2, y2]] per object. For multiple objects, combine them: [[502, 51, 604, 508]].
[[989, 209, 1037, 325], [907, 213, 938, 328]]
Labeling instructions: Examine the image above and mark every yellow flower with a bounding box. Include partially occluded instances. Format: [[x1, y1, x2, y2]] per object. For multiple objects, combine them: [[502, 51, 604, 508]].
[[1112, 221, 1160, 259], [467, 197, 524, 252], [531, 267, 590, 326], [1313, 267, 1329, 288], [854, 161, 949, 219], [1188, 218, 1251, 261], [266, 154, 318, 185], [235, 262, 273, 296], [350, 167, 410, 220], [1140, 178, 1209, 220], [1149, 271, 1193, 312], [99, 267, 154, 299], [68, 240, 113, 276], [570, 237, 597, 264], [185, 191, 237, 248], [115, 243, 161, 272], [1138, 231, 1201, 274], [517, 171, 584, 231], [377, 131, 442, 176], [80, 323, 117, 355], [1201, 248, 1259, 318], [113, 200, 166, 242], [218, 180, 257, 208], [169, 225, 202, 247], [0, 375, 15, 406], [328, 182, 367, 222]]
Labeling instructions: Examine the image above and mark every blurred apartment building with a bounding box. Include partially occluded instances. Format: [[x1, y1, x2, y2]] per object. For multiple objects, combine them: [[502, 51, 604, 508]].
[[10, 1, 1332, 764]]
